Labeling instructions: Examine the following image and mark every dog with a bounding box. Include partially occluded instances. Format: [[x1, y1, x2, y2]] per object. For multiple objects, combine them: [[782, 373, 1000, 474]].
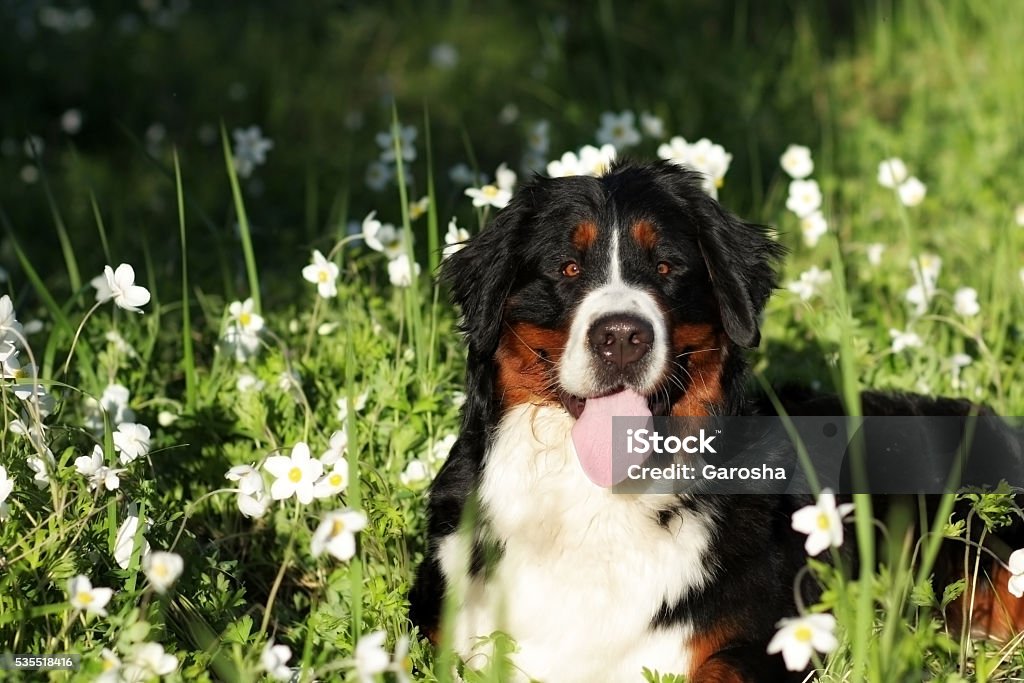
[[409, 160, 1024, 682]]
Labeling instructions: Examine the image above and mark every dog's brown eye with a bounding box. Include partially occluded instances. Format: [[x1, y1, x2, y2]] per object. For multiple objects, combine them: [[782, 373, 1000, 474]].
[[562, 261, 581, 278], [657, 262, 671, 276]]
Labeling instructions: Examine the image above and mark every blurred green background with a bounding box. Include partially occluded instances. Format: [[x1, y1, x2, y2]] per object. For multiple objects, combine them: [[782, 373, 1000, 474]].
[[1, 0, 906, 296]]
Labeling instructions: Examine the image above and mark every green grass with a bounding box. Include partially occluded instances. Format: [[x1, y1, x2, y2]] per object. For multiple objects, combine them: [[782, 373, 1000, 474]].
[[2, 1, 1024, 681]]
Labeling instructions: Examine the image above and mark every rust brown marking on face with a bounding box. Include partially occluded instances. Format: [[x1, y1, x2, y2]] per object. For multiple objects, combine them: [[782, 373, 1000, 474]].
[[571, 221, 598, 252], [949, 563, 1024, 642], [631, 219, 658, 250], [668, 323, 726, 417], [495, 322, 568, 409], [687, 622, 745, 682]]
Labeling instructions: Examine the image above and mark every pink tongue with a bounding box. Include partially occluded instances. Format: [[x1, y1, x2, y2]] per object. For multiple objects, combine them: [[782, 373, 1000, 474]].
[[571, 389, 652, 487]]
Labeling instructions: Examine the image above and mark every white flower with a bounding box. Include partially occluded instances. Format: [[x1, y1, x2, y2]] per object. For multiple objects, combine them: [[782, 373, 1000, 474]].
[[237, 490, 270, 518], [656, 136, 690, 165], [365, 160, 394, 191], [527, 120, 550, 153], [337, 391, 369, 422], [889, 328, 923, 353], [905, 254, 942, 316], [114, 504, 151, 569], [96, 648, 121, 683], [228, 298, 263, 334], [113, 423, 151, 465], [90, 272, 113, 303], [387, 254, 422, 288], [10, 362, 51, 409], [686, 138, 732, 198], [495, 162, 517, 192], [400, 459, 430, 488], [767, 613, 838, 671], [785, 179, 823, 218], [236, 373, 265, 392], [877, 158, 908, 188], [261, 642, 293, 681], [898, 176, 927, 207], [431, 434, 457, 464], [124, 643, 177, 679], [143, 551, 184, 593], [866, 243, 885, 266], [640, 112, 664, 139], [313, 461, 350, 499], [430, 42, 459, 69], [577, 144, 617, 177], [27, 453, 53, 489], [390, 635, 412, 683], [75, 445, 122, 492], [265, 442, 323, 504], [1016, 204, 1024, 227], [0, 465, 12, 520], [101, 264, 151, 313], [222, 323, 262, 362], [84, 383, 135, 432], [321, 430, 349, 466], [232, 126, 274, 178], [376, 125, 418, 164], [442, 218, 470, 260], [301, 249, 339, 299], [596, 110, 641, 150], [1, 340, 20, 379], [354, 630, 390, 683], [311, 509, 367, 561], [226, 463, 263, 495], [448, 163, 476, 186], [0, 294, 23, 344], [548, 144, 617, 178], [222, 299, 263, 362], [465, 183, 512, 209], [104, 330, 138, 358], [950, 353, 973, 390], [780, 145, 814, 179], [362, 211, 386, 252], [953, 287, 980, 317], [409, 196, 430, 221], [799, 211, 828, 247], [68, 575, 113, 616], [786, 266, 832, 302], [790, 489, 855, 555], [1008, 548, 1024, 598]]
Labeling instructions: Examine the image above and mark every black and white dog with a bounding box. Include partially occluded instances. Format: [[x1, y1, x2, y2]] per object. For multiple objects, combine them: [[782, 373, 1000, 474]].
[[409, 161, 1024, 682]]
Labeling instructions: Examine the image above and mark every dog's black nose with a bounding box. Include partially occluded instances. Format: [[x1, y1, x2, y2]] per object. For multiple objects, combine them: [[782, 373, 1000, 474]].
[[588, 314, 654, 369]]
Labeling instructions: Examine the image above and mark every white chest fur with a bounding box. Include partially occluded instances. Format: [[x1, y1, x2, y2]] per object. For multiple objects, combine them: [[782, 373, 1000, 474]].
[[438, 405, 714, 683]]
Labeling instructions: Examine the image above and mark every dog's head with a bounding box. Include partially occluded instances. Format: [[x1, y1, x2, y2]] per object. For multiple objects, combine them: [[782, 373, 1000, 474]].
[[444, 160, 783, 427]]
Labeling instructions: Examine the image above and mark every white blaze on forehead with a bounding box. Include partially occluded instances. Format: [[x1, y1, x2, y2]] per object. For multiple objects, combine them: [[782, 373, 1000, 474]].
[[558, 223, 667, 398]]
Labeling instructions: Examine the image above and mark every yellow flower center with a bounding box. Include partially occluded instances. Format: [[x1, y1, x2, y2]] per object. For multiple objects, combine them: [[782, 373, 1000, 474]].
[[239, 312, 252, 327], [816, 512, 831, 530], [794, 625, 813, 642], [329, 474, 343, 487], [331, 518, 347, 536], [77, 591, 94, 605], [481, 185, 499, 198], [152, 564, 168, 578], [288, 467, 303, 483], [317, 270, 329, 283]]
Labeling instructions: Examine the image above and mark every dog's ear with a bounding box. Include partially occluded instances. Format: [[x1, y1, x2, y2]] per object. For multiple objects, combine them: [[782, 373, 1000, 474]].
[[441, 192, 531, 359], [693, 195, 785, 348]]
